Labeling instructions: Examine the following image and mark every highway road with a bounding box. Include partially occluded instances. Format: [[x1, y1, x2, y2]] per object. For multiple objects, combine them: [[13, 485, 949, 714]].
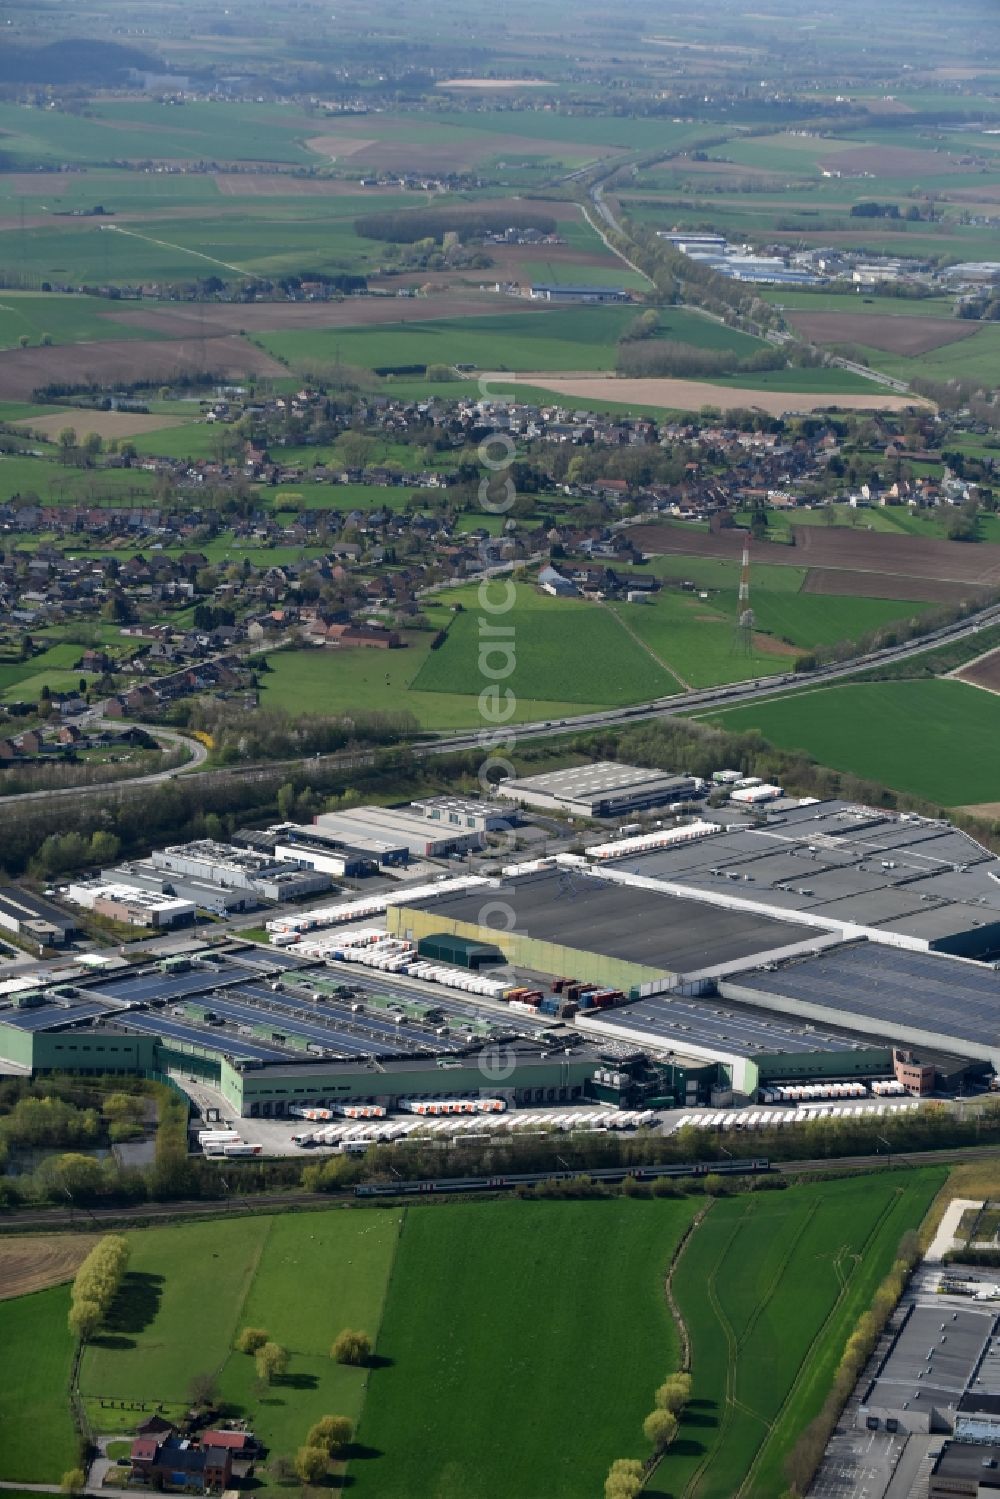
[[2, 599, 998, 811], [423, 598, 1000, 755]]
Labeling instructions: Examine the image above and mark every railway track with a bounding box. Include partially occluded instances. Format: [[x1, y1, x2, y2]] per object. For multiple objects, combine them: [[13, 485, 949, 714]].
[[1, 1141, 995, 1233]]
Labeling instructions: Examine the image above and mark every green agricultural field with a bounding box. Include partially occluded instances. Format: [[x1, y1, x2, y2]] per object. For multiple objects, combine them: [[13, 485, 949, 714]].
[[605, 590, 792, 689], [850, 322, 1000, 386], [261, 635, 605, 729], [350, 1197, 699, 1499], [257, 305, 646, 376], [215, 1212, 401, 1461], [0, 453, 156, 504], [0, 1286, 79, 1483], [412, 583, 682, 703], [699, 678, 1000, 805], [81, 1218, 273, 1404], [0, 292, 162, 350], [663, 1170, 944, 1499], [78, 1211, 402, 1490], [0, 100, 322, 167]]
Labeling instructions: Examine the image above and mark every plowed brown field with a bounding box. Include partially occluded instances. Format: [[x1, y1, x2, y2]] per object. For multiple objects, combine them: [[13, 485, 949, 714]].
[[956, 648, 1000, 693], [819, 144, 974, 175], [788, 311, 978, 356], [802, 567, 978, 605], [0, 334, 287, 402], [103, 293, 552, 338], [630, 523, 1000, 587], [0, 1233, 99, 1300]]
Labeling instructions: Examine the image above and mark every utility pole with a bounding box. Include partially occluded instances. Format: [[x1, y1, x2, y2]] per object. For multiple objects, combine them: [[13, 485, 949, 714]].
[[732, 534, 754, 657]]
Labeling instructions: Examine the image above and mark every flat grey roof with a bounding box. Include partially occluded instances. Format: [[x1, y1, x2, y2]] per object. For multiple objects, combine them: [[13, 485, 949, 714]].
[[500, 761, 681, 797], [402, 869, 820, 975], [582, 991, 877, 1058], [865, 1304, 998, 1415], [725, 942, 1000, 1049], [622, 800, 1000, 950]]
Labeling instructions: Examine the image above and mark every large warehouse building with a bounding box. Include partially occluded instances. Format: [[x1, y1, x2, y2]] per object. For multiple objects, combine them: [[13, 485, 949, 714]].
[[496, 762, 702, 818], [0, 944, 602, 1116], [600, 798, 1000, 959], [387, 865, 824, 994]]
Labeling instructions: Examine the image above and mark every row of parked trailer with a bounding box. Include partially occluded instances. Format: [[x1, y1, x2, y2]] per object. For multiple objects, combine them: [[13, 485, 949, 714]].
[[761, 1082, 868, 1103], [195, 1128, 264, 1157], [291, 1107, 657, 1151], [760, 1080, 910, 1103], [671, 1101, 919, 1133], [294, 928, 514, 1002], [266, 876, 490, 940], [289, 1103, 388, 1121]]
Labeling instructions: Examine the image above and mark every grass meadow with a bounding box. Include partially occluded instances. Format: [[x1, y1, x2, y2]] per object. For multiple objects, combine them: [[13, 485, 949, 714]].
[[411, 583, 681, 704], [349, 1197, 699, 1499], [261, 635, 605, 729], [663, 1171, 944, 1499], [698, 677, 1000, 805], [78, 1212, 402, 1492], [0, 1286, 80, 1482]]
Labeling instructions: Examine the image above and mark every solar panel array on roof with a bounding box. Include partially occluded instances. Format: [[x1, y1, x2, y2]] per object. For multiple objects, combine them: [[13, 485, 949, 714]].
[[0, 1000, 113, 1031]]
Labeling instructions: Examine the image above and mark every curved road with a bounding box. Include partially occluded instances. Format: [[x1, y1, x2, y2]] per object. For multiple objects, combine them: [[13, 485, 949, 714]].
[[5, 717, 209, 804]]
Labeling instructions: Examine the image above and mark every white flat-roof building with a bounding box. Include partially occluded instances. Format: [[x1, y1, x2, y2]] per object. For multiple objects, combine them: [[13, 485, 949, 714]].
[[65, 882, 195, 928], [496, 762, 703, 818]]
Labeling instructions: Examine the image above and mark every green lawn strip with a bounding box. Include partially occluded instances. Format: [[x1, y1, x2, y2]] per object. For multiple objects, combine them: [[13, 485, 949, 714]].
[[749, 1171, 945, 1497], [411, 582, 677, 705], [697, 678, 1000, 805], [80, 1218, 273, 1405], [662, 1172, 943, 1499], [216, 1211, 402, 1485], [349, 1198, 698, 1499], [0, 1286, 79, 1482]]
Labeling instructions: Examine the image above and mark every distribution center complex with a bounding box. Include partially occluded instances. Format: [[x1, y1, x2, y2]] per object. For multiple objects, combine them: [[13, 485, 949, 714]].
[[4, 798, 1000, 1111]]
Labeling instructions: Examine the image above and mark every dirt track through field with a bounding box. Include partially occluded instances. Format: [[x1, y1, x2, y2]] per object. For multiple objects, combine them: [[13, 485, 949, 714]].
[[0, 1232, 99, 1300], [511, 372, 929, 416]]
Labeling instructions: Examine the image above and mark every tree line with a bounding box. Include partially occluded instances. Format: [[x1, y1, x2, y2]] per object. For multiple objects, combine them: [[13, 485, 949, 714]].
[[355, 206, 558, 244], [68, 1235, 130, 1341]]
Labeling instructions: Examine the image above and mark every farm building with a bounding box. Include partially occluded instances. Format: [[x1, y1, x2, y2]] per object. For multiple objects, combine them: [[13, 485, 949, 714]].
[[529, 284, 631, 302]]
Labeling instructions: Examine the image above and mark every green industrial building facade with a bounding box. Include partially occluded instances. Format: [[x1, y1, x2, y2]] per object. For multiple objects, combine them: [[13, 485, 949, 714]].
[[0, 1020, 597, 1117], [388, 904, 665, 993], [222, 1053, 598, 1117]]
